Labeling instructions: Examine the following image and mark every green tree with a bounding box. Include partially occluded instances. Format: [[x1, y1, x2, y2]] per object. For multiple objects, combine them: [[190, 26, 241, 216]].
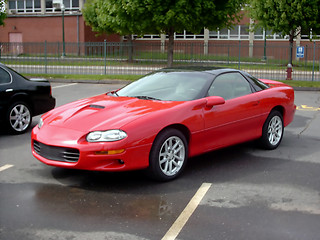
[[145, 0, 245, 66], [0, 0, 7, 26], [247, 0, 320, 65], [83, 0, 154, 62], [83, 0, 246, 66]]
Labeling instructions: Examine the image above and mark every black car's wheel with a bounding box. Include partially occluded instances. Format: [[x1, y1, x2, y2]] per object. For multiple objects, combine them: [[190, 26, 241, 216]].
[[7, 101, 32, 134], [260, 110, 284, 150], [148, 128, 188, 181]]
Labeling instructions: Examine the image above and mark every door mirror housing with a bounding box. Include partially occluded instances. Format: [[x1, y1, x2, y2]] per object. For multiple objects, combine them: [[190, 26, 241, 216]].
[[205, 96, 225, 108]]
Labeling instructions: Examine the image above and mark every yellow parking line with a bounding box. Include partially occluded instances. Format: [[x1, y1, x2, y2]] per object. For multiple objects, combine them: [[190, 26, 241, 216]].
[[162, 182, 212, 240], [0, 164, 14, 172], [296, 105, 320, 111]]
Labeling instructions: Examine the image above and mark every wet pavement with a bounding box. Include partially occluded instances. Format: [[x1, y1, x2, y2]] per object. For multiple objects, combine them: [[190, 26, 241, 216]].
[[1, 83, 319, 240]]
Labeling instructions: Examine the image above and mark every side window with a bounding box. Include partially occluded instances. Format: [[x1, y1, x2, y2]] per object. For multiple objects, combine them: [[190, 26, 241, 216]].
[[246, 74, 269, 91], [0, 67, 11, 84], [208, 72, 252, 100]]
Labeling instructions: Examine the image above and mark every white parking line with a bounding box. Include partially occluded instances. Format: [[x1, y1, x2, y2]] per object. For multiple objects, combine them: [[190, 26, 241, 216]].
[[52, 83, 78, 89], [162, 182, 212, 240], [0, 164, 14, 172]]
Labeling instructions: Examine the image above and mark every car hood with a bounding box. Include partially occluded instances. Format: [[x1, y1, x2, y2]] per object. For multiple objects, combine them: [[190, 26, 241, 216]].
[[43, 94, 184, 132]]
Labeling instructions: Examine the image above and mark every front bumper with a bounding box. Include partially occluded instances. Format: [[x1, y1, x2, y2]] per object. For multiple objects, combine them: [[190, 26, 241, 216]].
[[31, 125, 151, 171]]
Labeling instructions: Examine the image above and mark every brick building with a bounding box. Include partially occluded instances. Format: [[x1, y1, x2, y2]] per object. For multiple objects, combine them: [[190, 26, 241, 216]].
[[0, 0, 318, 59], [0, 0, 120, 45]]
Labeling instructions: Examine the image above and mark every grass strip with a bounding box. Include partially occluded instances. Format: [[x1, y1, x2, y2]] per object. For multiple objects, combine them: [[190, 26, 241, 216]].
[[26, 74, 320, 88]]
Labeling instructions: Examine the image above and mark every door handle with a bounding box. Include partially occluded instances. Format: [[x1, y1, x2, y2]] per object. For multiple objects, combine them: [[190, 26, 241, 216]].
[[252, 101, 260, 106]]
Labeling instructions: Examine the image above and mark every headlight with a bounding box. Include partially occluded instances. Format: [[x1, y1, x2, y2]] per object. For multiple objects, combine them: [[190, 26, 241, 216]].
[[38, 118, 44, 129], [86, 130, 127, 142]]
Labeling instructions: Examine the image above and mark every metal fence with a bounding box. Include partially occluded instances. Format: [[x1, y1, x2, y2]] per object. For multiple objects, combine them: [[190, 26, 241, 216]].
[[0, 41, 319, 81]]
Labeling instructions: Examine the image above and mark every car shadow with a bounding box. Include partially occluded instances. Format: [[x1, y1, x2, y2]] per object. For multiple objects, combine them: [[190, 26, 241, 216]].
[[25, 132, 320, 230], [47, 141, 275, 193]]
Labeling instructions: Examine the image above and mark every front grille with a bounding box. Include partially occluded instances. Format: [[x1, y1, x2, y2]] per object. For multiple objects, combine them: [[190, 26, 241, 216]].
[[33, 140, 80, 163]]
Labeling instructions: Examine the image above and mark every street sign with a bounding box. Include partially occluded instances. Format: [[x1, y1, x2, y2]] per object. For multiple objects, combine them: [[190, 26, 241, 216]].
[[296, 46, 305, 58]]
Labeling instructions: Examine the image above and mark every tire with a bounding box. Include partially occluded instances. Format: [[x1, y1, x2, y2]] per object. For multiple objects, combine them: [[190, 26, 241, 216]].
[[260, 110, 284, 150], [6, 101, 32, 134], [148, 128, 188, 181]]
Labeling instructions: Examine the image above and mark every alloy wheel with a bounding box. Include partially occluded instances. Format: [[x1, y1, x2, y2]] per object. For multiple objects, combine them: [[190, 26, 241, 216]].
[[158, 136, 186, 176], [9, 103, 31, 132], [267, 115, 283, 146]]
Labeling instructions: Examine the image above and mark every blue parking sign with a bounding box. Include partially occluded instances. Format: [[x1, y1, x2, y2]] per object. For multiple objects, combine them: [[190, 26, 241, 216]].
[[296, 46, 304, 58]]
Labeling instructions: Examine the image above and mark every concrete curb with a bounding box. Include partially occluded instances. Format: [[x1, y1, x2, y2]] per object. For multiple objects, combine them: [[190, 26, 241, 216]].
[[292, 87, 320, 91], [48, 78, 130, 85]]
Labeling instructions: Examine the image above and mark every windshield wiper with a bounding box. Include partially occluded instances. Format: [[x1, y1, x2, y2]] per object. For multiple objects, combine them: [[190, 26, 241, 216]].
[[132, 95, 161, 100], [107, 91, 119, 97]]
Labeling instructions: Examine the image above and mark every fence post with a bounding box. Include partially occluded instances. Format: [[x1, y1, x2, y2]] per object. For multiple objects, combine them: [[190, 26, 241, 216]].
[[57, 42, 60, 58], [312, 41, 315, 82], [305, 45, 308, 68], [44, 41, 47, 74], [191, 43, 194, 63], [104, 40, 107, 75], [238, 40, 241, 69], [228, 45, 230, 65]]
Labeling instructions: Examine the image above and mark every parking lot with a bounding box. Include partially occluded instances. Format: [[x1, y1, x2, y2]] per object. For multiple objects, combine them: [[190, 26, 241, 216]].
[[1, 83, 320, 240]]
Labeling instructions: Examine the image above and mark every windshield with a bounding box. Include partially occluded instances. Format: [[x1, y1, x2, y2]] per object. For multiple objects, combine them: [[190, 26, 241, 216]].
[[116, 71, 213, 101]]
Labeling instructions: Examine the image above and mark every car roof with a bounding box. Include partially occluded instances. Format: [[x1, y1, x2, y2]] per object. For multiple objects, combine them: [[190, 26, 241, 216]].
[[155, 66, 239, 76]]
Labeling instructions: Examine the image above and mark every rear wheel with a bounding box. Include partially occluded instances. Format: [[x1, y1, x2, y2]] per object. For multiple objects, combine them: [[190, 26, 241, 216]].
[[148, 128, 188, 181], [7, 101, 32, 134], [260, 110, 283, 150]]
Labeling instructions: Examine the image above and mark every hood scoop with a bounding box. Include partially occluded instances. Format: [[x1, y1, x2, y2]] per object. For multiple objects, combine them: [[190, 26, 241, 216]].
[[89, 104, 105, 109]]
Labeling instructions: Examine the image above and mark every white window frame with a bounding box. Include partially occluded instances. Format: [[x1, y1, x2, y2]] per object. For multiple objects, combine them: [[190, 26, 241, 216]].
[[8, 0, 41, 13]]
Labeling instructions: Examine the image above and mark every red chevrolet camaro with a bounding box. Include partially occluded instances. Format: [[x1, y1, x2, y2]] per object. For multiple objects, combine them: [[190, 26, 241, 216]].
[[31, 67, 296, 181]]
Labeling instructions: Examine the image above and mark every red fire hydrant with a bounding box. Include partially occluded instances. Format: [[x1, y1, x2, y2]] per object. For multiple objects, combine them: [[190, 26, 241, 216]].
[[286, 63, 293, 80]]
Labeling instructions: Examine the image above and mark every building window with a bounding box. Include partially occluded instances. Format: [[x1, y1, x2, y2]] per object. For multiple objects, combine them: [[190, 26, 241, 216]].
[[254, 27, 264, 40], [209, 30, 218, 39], [208, 25, 249, 40], [240, 25, 249, 39], [254, 27, 287, 40], [219, 28, 229, 39], [8, 0, 41, 13], [44, 0, 79, 12], [63, 0, 79, 10], [229, 26, 239, 39], [134, 25, 295, 41], [175, 30, 204, 40], [8, 1, 16, 10]]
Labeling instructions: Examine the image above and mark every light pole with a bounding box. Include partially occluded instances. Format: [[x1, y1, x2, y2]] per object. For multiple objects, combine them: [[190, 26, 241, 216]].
[[61, 3, 66, 57], [262, 28, 267, 61]]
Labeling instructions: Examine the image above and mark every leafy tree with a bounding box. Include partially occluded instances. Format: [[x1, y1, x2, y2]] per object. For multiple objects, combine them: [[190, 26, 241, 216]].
[[0, 0, 7, 26], [83, 0, 246, 66], [83, 0, 154, 62], [145, 0, 245, 66], [247, 0, 320, 65]]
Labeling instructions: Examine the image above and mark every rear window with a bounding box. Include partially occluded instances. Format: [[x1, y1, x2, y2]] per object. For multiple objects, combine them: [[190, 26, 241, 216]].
[[0, 67, 12, 84], [244, 73, 270, 91]]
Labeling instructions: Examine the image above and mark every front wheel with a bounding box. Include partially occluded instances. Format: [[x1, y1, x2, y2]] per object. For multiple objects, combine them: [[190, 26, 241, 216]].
[[260, 110, 284, 150], [148, 128, 188, 181]]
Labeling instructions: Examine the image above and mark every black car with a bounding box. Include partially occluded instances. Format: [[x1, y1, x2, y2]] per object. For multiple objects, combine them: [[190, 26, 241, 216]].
[[0, 63, 55, 134]]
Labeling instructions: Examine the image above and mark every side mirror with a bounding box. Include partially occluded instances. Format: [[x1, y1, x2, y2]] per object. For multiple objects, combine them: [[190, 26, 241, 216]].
[[205, 96, 225, 108]]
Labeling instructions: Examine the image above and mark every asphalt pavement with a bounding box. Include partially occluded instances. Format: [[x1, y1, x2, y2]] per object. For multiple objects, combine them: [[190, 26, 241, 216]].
[[0, 83, 319, 240]]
